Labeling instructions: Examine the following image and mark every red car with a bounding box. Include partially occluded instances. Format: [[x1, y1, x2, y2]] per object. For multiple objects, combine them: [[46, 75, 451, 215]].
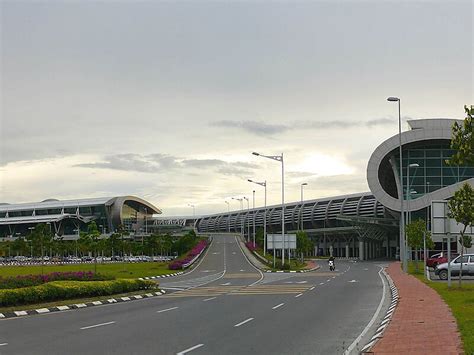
[[426, 252, 458, 268]]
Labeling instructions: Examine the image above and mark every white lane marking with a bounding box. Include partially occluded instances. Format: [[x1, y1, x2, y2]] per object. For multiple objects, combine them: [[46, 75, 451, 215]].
[[232, 252, 236, 255], [272, 303, 284, 310], [309, 286, 315, 290], [296, 281, 307, 284], [284, 281, 294, 284], [344, 267, 386, 355], [234, 236, 264, 286], [319, 282, 325, 285], [203, 297, 217, 302], [332, 276, 336, 279], [348, 280, 359, 283], [220, 282, 231, 286], [177, 343, 204, 354], [80, 321, 115, 330], [212, 252, 220, 255], [234, 317, 254, 327], [295, 293, 303, 298], [326, 279, 331, 282], [157, 307, 179, 313], [0, 343, 8, 346]]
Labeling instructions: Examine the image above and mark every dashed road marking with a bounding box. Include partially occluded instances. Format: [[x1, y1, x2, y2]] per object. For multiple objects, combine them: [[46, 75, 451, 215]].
[[309, 286, 315, 290], [234, 317, 254, 327], [203, 297, 217, 302], [157, 307, 179, 313], [80, 321, 115, 330], [272, 303, 284, 310], [295, 293, 303, 298], [177, 343, 204, 354]]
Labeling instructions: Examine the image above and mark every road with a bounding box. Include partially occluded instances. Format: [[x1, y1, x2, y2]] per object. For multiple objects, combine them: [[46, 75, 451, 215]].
[[0, 234, 386, 355]]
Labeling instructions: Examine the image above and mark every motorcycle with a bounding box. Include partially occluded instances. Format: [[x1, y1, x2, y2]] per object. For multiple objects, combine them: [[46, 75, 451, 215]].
[[328, 260, 335, 271]]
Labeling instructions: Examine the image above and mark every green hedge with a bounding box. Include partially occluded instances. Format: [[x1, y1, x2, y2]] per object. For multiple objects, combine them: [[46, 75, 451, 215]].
[[0, 279, 156, 307]]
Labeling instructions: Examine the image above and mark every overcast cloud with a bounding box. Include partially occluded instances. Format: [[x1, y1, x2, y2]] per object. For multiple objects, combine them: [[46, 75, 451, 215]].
[[0, 0, 472, 216]]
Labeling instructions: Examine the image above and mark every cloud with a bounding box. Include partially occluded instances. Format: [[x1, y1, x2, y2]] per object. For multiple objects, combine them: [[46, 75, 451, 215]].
[[74, 153, 258, 176], [211, 120, 290, 136], [210, 117, 397, 136]]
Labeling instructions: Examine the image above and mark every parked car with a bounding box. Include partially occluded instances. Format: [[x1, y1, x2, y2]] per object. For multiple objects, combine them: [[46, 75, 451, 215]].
[[427, 252, 459, 268], [435, 254, 474, 280]]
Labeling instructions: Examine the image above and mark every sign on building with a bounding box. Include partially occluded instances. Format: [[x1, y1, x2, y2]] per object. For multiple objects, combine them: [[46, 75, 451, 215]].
[[431, 200, 474, 237], [267, 234, 297, 250]]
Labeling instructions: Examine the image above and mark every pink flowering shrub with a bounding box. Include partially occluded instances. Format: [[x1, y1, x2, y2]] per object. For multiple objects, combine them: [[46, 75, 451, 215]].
[[245, 242, 257, 252], [169, 240, 208, 270]]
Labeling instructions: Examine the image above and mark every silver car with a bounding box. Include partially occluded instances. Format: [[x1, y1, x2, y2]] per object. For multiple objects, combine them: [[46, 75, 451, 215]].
[[435, 254, 474, 280]]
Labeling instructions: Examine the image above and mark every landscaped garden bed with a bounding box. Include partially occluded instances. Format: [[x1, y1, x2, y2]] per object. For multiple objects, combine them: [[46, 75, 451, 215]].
[[0, 271, 156, 307], [169, 239, 208, 270]]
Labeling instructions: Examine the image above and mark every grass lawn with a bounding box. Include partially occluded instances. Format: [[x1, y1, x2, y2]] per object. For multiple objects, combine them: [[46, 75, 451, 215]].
[[0, 262, 176, 279], [408, 261, 474, 354], [252, 248, 307, 271]]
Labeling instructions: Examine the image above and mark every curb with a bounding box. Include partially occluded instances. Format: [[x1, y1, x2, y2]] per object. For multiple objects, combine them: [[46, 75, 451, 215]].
[[360, 269, 399, 354], [264, 265, 320, 273], [138, 271, 185, 280], [0, 290, 167, 320]]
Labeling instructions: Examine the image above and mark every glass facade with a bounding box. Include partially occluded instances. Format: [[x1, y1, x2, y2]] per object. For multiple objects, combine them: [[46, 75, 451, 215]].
[[395, 141, 474, 201]]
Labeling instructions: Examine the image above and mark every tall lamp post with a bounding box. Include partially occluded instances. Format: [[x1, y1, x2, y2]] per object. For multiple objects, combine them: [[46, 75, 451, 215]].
[[232, 197, 244, 237], [300, 183, 308, 231], [224, 201, 230, 233], [252, 190, 256, 246], [248, 179, 267, 255], [188, 204, 196, 232], [243, 197, 250, 242], [253, 151, 285, 265], [387, 96, 407, 272]]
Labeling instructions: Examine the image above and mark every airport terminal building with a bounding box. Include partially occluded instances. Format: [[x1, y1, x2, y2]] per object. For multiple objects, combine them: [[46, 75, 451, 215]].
[[195, 119, 474, 258], [0, 196, 161, 240], [2, 119, 473, 259]]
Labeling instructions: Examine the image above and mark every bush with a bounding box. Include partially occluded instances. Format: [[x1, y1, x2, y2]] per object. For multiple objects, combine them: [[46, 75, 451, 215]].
[[169, 239, 208, 270], [245, 242, 257, 252], [0, 279, 156, 307], [0, 271, 113, 290], [274, 261, 291, 270]]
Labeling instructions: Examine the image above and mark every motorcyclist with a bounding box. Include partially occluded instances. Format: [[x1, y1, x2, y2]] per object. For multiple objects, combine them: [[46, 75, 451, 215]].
[[328, 255, 335, 270]]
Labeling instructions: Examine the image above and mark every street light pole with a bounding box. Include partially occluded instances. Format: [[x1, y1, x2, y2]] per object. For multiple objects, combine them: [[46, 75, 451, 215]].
[[188, 204, 196, 232], [243, 197, 250, 242], [253, 151, 285, 266], [252, 190, 256, 246], [300, 183, 308, 231], [232, 197, 244, 238], [225, 201, 230, 233], [248, 179, 267, 255], [388, 96, 407, 272]]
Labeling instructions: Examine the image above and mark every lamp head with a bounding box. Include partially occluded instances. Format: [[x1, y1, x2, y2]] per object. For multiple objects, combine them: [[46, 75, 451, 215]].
[[248, 179, 253, 182], [302, 183, 308, 186], [252, 152, 260, 156], [387, 97, 400, 102]]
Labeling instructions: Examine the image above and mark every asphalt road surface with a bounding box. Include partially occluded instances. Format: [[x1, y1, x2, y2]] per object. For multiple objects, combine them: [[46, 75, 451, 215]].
[[0, 234, 385, 355]]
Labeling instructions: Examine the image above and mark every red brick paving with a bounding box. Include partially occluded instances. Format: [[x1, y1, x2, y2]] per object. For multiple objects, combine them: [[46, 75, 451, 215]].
[[370, 262, 463, 355]]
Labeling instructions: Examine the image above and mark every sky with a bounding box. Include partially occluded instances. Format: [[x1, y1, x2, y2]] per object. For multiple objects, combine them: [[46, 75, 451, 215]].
[[0, 0, 472, 216]]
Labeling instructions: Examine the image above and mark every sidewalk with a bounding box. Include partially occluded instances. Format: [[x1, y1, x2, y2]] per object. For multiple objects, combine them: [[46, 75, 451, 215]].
[[370, 262, 463, 355]]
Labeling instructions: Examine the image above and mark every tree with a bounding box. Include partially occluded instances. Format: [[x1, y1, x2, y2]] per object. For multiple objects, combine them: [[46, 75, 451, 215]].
[[448, 182, 474, 287], [86, 221, 101, 273], [406, 219, 434, 272], [296, 230, 313, 262], [448, 105, 474, 166]]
